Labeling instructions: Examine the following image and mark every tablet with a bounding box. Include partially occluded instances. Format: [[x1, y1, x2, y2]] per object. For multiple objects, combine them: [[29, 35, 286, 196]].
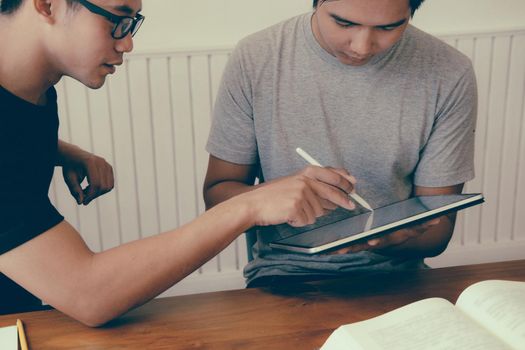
[[269, 193, 484, 254]]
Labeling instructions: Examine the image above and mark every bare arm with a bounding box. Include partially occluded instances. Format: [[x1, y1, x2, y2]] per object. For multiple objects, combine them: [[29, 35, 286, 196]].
[[204, 155, 358, 212], [0, 176, 328, 327], [203, 155, 259, 209]]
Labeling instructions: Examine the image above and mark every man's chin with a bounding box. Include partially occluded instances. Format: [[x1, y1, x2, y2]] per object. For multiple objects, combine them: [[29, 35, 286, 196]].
[[63, 71, 107, 90], [336, 53, 372, 66], [83, 76, 107, 90]]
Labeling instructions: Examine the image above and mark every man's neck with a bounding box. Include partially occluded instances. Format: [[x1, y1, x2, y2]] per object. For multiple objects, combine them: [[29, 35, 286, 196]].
[[0, 17, 61, 105]]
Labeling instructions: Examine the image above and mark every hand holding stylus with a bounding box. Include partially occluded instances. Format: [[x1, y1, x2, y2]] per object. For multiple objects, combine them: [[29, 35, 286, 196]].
[[295, 148, 373, 211]]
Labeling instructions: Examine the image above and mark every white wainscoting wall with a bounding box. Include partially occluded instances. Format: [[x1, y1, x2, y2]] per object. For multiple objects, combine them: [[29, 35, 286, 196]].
[[50, 28, 525, 297]]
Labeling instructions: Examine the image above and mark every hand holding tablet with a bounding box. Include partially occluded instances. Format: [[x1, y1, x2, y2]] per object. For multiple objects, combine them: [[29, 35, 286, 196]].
[[334, 215, 442, 255]]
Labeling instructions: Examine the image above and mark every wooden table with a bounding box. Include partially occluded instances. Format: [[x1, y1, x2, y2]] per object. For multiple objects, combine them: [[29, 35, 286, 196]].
[[1, 260, 524, 349]]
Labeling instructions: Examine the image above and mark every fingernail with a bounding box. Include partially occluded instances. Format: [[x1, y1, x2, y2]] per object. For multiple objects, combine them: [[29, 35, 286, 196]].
[[368, 239, 380, 246]]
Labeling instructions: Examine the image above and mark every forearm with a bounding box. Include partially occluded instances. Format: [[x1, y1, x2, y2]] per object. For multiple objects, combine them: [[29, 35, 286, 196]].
[[71, 196, 254, 326], [204, 181, 260, 209], [373, 214, 456, 259], [56, 140, 86, 166]]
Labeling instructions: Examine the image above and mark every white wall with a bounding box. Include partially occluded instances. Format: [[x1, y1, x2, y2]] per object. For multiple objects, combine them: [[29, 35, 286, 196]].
[[134, 0, 310, 51], [412, 0, 525, 35], [134, 0, 525, 51]]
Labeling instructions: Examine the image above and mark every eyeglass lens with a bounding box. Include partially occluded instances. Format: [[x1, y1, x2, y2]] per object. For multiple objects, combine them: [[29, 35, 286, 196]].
[[113, 17, 144, 39]]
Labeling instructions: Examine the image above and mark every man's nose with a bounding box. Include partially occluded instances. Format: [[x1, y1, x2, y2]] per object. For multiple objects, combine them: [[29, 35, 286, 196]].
[[349, 28, 373, 57], [115, 32, 134, 53]]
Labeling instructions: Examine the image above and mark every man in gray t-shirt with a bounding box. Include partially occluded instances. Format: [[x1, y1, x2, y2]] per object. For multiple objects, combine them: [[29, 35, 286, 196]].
[[204, 0, 477, 287]]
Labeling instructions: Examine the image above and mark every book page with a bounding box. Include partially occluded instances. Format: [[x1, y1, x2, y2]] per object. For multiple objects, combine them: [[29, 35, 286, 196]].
[[321, 298, 510, 350], [0, 325, 17, 350], [456, 280, 525, 349]]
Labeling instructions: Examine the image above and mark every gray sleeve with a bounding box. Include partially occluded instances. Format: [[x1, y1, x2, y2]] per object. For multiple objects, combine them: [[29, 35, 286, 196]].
[[414, 65, 478, 187], [206, 45, 258, 165]]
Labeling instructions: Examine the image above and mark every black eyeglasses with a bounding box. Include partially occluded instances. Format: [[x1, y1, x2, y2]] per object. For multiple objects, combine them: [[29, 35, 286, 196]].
[[76, 0, 145, 39]]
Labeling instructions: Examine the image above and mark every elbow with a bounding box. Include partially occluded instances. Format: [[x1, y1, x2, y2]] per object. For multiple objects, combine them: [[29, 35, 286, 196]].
[[203, 190, 212, 210], [425, 246, 447, 258], [78, 316, 107, 328], [71, 304, 118, 328], [202, 185, 216, 210], [63, 294, 126, 328], [424, 239, 451, 258]]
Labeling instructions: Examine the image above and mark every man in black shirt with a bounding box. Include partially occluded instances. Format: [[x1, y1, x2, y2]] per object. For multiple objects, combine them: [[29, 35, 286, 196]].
[[0, 0, 342, 326], [0, 83, 114, 314]]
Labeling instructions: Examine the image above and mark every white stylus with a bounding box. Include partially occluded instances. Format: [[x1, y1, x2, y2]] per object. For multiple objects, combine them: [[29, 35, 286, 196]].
[[295, 147, 374, 211]]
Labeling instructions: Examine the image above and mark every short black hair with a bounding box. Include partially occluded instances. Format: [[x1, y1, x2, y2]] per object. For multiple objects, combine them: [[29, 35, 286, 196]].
[[1, 0, 77, 14], [312, 0, 426, 16], [0, 0, 24, 14]]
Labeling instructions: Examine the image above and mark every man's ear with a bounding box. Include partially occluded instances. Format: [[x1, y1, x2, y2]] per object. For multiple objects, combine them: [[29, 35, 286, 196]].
[[33, 0, 55, 23]]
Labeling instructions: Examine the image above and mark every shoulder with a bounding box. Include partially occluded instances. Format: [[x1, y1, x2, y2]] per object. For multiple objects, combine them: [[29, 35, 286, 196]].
[[403, 25, 474, 75], [232, 13, 309, 67], [237, 13, 308, 50]]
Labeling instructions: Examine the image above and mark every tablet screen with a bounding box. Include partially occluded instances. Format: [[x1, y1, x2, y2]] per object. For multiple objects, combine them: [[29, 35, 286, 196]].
[[270, 193, 483, 253]]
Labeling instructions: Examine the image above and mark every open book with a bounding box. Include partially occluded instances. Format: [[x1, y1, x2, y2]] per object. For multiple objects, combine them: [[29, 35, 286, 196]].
[[0, 324, 17, 350], [321, 280, 525, 350]]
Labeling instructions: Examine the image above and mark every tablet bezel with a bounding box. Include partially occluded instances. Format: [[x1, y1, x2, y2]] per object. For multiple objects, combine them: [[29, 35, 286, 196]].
[[269, 194, 484, 254]]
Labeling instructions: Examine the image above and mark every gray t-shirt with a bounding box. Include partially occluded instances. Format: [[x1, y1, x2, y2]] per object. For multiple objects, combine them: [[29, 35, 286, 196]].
[[206, 13, 477, 284]]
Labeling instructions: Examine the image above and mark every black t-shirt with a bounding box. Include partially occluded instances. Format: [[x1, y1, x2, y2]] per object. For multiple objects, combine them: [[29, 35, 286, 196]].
[[0, 86, 64, 314]]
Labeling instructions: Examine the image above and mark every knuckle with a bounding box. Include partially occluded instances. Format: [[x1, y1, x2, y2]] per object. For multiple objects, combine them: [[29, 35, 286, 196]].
[[298, 182, 311, 195], [294, 174, 308, 185], [291, 199, 303, 211], [338, 168, 350, 176], [303, 165, 319, 177], [339, 178, 352, 192]]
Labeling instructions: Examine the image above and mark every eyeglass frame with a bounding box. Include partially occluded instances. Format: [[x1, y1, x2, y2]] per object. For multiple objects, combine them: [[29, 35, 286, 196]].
[[75, 0, 145, 40]]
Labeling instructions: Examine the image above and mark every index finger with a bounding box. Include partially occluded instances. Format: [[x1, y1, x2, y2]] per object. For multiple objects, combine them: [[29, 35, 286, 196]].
[[326, 167, 357, 185], [303, 166, 354, 194]]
